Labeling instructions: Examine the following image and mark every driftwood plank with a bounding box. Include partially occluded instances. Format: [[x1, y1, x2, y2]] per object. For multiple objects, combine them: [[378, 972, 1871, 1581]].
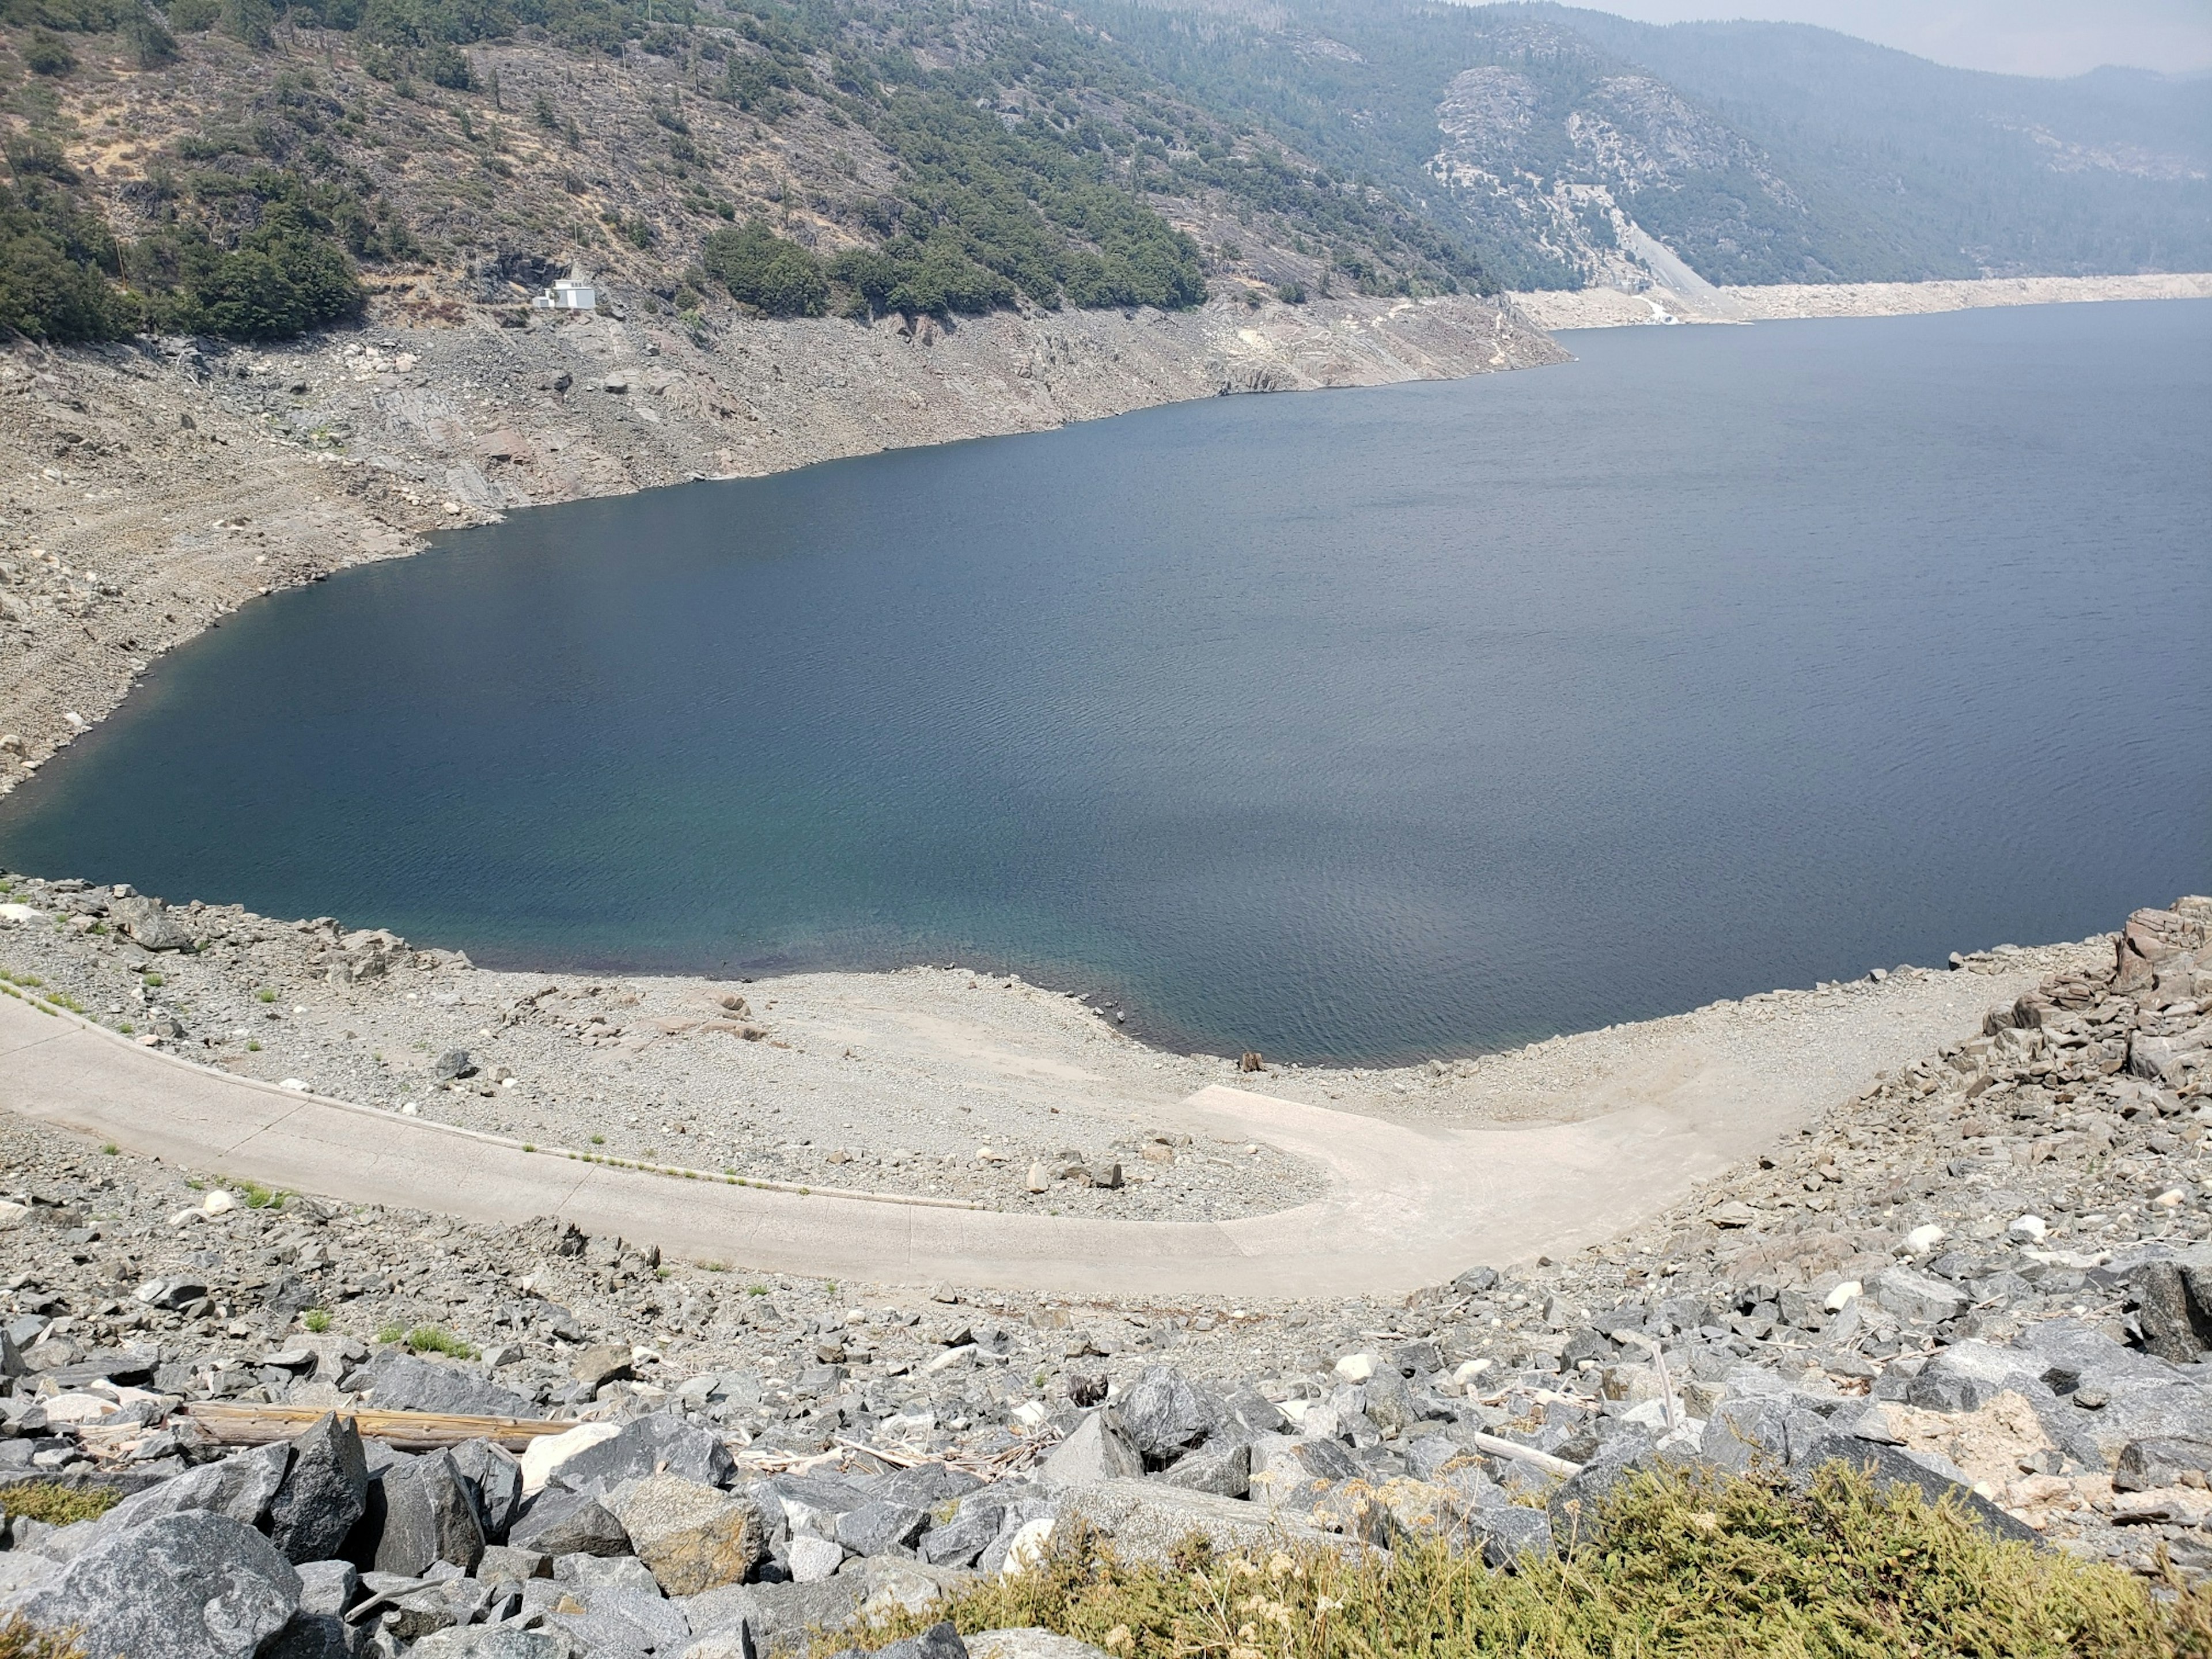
[[180, 1402, 574, 1450]]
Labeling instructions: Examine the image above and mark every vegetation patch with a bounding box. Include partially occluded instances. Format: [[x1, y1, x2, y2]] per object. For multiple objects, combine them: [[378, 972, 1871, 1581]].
[[1, 1481, 120, 1526], [0, 1615, 84, 1659], [847, 1465, 2212, 1659]]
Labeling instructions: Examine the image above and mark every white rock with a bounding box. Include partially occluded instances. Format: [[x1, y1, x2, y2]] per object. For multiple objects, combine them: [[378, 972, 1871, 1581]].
[[1333, 1352, 1380, 1383], [999, 1517, 1055, 1577], [0, 1200, 28, 1230], [41, 1393, 121, 1426], [517, 1420, 623, 1496], [1025, 1162, 1049, 1194], [1448, 1358, 1492, 1389], [1011, 1399, 1050, 1428], [0, 903, 44, 924], [786, 1536, 844, 1583], [279, 1079, 309, 1092], [1823, 1281, 1863, 1313], [925, 1344, 978, 1373], [2008, 1214, 2048, 1243], [1902, 1224, 1945, 1254], [201, 1190, 236, 1215], [976, 1146, 1007, 1163]]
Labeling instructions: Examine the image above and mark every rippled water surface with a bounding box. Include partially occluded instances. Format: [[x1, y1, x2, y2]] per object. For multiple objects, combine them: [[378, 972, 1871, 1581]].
[[5, 301, 2209, 1062]]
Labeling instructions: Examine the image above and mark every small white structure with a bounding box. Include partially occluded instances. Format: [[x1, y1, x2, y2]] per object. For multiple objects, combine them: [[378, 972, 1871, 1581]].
[[532, 267, 597, 310]]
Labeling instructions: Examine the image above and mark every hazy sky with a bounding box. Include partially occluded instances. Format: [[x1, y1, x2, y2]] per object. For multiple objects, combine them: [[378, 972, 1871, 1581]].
[[1578, 1, 2212, 78]]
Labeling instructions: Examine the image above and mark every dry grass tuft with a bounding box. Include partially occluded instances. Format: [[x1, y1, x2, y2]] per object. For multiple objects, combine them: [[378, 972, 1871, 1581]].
[[847, 1464, 2212, 1658]]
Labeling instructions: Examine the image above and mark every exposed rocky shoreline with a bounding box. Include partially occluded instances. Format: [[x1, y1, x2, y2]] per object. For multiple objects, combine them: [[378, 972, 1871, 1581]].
[[0, 290, 1563, 793], [1510, 271, 2212, 330], [1, 895, 2209, 1658]]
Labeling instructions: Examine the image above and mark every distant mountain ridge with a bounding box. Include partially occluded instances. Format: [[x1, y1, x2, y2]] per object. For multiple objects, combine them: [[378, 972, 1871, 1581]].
[[1075, 0, 2212, 288], [0, 0, 2205, 350]]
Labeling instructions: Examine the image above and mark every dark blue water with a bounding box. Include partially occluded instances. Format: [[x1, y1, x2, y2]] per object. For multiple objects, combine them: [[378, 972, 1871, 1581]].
[[5, 302, 2209, 1063]]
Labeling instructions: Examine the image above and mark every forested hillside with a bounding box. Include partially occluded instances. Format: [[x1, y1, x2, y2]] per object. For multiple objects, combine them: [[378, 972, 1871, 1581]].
[[0, 0, 2204, 347]]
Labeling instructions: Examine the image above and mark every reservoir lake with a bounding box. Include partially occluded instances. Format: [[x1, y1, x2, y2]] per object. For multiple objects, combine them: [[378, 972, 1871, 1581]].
[[4, 299, 2208, 1065]]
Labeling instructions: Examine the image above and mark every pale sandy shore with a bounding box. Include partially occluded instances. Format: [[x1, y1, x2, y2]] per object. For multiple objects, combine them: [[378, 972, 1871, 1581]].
[[1511, 271, 2212, 331]]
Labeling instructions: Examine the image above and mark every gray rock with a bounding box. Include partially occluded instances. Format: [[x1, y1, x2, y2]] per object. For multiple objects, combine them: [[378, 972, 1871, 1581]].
[[967, 1634, 1111, 1659], [679, 1577, 862, 1657], [434, 1050, 478, 1081], [1248, 1433, 1360, 1499], [9, 1511, 302, 1659], [368, 1354, 531, 1419], [374, 1449, 486, 1575], [869, 1463, 982, 1510], [2129, 1262, 2212, 1362], [509, 1488, 632, 1557], [554, 1412, 736, 1499], [1464, 1501, 1554, 1567], [848, 1622, 966, 1659], [834, 1499, 929, 1556], [2115, 1436, 2212, 1492], [555, 1552, 663, 1595], [787, 1534, 846, 1581], [269, 1412, 369, 1564], [1116, 1366, 1224, 1465], [408, 1631, 579, 1659], [1052, 1479, 1339, 1566], [916, 1500, 1004, 1569], [1546, 1429, 1663, 1551], [1868, 1266, 1969, 1325], [551, 1581, 692, 1657], [451, 1437, 525, 1537], [478, 1544, 553, 1583], [1157, 1439, 1250, 1498], [1793, 1435, 2037, 1543], [260, 1607, 355, 1659], [294, 1559, 358, 1618], [1037, 1409, 1143, 1489], [104, 1438, 292, 1534]]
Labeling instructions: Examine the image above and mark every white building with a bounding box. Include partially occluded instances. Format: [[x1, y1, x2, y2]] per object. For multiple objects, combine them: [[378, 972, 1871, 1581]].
[[532, 268, 597, 310]]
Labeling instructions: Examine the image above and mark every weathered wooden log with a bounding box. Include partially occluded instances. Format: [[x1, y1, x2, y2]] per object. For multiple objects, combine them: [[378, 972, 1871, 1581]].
[[179, 1402, 574, 1450]]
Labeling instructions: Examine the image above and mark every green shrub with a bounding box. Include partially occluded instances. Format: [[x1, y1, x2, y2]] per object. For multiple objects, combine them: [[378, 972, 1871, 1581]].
[[124, 5, 177, 66], [850, 1464, 2211, 1659], [166, 0, 217, 29], [2, 1482, 120, 1526], [0, 183, 131, 342], [703, 218, 827, 317], [422, 40, 471, 89], [24, 28, 77, 73], [302, 1308, 331, 1332], [404, 1324, 476, 1358]]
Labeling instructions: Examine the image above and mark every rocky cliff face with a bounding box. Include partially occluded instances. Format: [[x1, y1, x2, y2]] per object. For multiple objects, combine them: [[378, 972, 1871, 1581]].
[[0, 292, 1564, 790], [1426, 27, 1811, 296]]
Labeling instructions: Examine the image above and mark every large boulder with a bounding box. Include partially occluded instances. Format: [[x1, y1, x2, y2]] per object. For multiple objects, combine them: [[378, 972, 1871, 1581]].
[[368, 1355, 532, 1419], [508, 1487, 633, 1557], [604, 1474, 767, 1595], [1037, 1410, 1143, 1490], [5, 1512, 301, 1659], [373, 1448, 486, 1575], [100, 1440, 293, 1537], [267, 1413, 369, 1564], [553, 1412, 736, 1499], [451, 1437, 526, 1538], [1116, 1366, 1225, 1466]]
